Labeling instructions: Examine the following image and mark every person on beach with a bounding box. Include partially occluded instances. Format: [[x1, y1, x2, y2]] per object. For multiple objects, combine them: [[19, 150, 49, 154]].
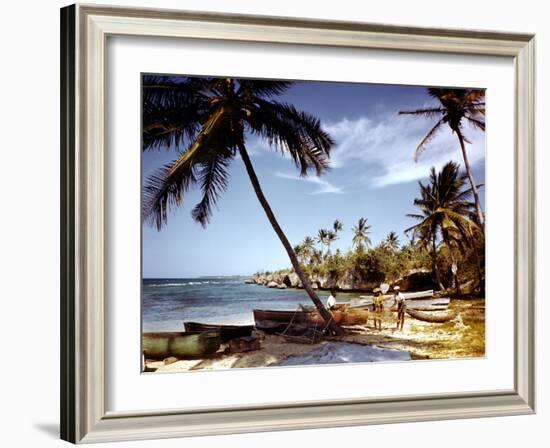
[[326, 290, 337, 310], [392, 286, 406, 331], [372, 287, 384, 330]]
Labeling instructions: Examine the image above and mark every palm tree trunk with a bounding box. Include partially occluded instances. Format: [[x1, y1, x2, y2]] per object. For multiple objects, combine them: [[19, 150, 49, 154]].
[[432, 235, 444, 290], [238, 143, 344, 336], [473, 246, 485, 295], [448, 246, 461, 296], [457, 132, 485, 227]]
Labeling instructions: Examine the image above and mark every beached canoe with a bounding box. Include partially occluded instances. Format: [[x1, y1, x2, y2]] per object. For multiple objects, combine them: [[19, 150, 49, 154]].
[[183, 322, 254, 342], [405, 308, 456, 323], [253, 309, 344, 332], [407, 297, 450, 308], [142, 331, 221, 359], [358, 289, 434, 301], [352, 293, 450, 311]]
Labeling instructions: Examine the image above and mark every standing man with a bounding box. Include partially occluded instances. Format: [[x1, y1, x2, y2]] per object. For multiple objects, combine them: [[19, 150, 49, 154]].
[[372, 287, 384, 330], [392, 286, 406, 331]]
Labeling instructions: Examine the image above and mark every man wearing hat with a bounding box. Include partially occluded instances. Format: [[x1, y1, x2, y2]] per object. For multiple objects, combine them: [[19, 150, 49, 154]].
[[392, 286, 406, 331]]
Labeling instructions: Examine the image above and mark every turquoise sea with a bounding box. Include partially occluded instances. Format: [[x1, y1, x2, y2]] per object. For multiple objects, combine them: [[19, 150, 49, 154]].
[[142, 276, 355, 332]]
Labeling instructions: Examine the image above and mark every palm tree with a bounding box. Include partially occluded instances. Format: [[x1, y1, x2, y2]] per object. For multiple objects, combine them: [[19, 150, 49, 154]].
[[384, 231, 400, 252], [301, 236, 316, 264], [293, 244, 305, 264], [325, 230, 337, 255], [352, 217, 372, 250], [142, 75, 342, 334], [316, 229, 330, 257], [405, 161, 479, 291], [399, 88, 485, 226], [333, 219, 343, 235], [311, 248, 323, 265]]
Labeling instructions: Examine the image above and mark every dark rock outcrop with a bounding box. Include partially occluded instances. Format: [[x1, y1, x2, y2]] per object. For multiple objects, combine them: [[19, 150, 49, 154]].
[[395, 268, 435, 291]]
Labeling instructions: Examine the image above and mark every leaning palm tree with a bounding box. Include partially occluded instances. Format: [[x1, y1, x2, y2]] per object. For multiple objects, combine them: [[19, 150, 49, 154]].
[[405, 161, 479, 291], [142, 75, 342, 334], [399, 88, 485, 226], [384, 231, 400, 252], [352, 217, 372, 250]]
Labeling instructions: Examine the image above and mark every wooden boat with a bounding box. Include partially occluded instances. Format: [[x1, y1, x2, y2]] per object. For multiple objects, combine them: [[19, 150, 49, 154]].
[[183, 321, 254, 342], [405, 308, 456, 323], [253, 309, 344, 332], [340, 307, 370, 326], [142, 331, 221, 359], [358, 289, 433, 301], [353, 291, 450, 311], [407, 297, 450, 308], [408, 305, 448, 312]]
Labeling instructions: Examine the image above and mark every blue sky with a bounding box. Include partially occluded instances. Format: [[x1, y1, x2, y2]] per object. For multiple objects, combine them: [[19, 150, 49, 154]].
[[142, 80, 485, 278]]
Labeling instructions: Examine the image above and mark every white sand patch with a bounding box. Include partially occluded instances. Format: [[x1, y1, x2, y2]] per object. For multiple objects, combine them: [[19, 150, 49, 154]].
[[277, 342, 411, 366]]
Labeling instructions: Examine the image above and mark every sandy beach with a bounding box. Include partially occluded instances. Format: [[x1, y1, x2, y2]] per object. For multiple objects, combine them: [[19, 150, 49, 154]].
[[144, 298, 485, 373]]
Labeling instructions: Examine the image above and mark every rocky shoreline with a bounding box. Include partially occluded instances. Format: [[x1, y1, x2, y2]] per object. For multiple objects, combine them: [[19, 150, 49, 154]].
[[249, 268, 435, 293]]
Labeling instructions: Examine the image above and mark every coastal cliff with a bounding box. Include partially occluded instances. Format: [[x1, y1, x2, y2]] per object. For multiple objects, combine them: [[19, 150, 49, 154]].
[[250, 268, 434, 293]]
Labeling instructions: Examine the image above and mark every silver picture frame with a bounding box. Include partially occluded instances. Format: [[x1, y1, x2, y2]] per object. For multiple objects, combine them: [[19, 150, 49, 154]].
[[60, 3, 536, 444]]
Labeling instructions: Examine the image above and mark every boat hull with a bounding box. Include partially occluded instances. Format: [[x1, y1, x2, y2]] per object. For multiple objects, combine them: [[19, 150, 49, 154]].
[[142, 331, 221, 359], [405, 308, 456, 323], [353, 294, 450, 311], [253, 309, 343, 332], [183, 322, 254, 341]]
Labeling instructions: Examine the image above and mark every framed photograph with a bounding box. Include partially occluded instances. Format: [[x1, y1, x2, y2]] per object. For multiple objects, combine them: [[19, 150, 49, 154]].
[[60, 4, 535, 444]]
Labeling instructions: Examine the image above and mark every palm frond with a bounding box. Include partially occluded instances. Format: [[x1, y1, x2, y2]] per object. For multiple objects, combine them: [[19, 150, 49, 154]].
[[406, 213, 426, 221], [143, 75, 209, 109], [142, 102, 204, 151], [191, 151, 232, 226], [142, 75, 210, 151], [237, 79, 293, 97], [142, 107, 227, 228], [398, 107, 443, 118], [463, 89, 485, 103], [465, 116, 485, 131], [247, 99, 333, 175], [142, 157, 197, 230], [414, 119, 444, 161]]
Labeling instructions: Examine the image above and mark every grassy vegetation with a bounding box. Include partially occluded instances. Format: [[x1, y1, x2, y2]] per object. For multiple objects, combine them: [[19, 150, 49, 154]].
[[339, 298, 485, 360]]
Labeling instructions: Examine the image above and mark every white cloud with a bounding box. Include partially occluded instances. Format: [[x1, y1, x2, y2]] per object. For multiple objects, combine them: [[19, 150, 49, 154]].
[[323, 113, 485, 188], [274, 172, 343, 195], [244, 138, 268, 157]]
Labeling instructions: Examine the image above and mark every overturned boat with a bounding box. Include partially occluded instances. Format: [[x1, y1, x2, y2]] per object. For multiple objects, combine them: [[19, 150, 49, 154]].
[[183, 322, 254, 342], [142, 331, 221, 359]]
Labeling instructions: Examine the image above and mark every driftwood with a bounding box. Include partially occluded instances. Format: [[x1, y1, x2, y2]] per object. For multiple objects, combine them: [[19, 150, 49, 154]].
[[406, 308, 456, 323]]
